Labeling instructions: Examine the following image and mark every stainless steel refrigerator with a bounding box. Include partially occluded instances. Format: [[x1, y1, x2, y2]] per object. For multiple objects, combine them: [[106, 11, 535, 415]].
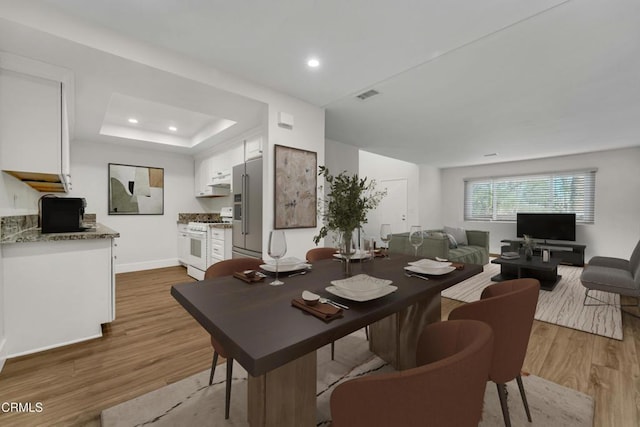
[[232, 157, 263, 259]]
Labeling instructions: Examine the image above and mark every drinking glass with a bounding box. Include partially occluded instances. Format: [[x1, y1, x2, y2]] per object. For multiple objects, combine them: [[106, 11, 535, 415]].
[[380, 224, 392, 259], [268, 230, 287, 286], [409, 225, 424, 258]]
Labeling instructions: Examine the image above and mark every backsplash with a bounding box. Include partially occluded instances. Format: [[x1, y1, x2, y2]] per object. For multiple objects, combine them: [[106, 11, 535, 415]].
[[0, 213, 97, 239], [177, 213, 222, 224]]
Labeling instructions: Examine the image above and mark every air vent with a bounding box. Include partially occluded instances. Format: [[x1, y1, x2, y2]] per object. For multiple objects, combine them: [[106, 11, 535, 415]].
[[356, 89, 380, 100]]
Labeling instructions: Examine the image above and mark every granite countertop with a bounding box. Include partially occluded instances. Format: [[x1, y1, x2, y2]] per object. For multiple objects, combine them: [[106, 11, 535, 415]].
[[209, 223, 232, 229], [1, 223, 120, 244], [177, 212, 222, 224]]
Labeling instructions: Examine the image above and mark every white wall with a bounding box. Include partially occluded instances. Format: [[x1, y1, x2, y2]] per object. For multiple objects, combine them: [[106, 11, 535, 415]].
[[418, 165, 442, 229], [359, 150, 420, 241], [325, 139, 359, 176], [263, 103, 325, 261], [69, 140, 202, 272], [440, 147, 640, 260]]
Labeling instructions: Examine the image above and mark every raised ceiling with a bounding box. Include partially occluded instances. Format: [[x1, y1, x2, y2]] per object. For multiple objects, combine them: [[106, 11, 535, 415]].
[[2, 0, 640, 166]]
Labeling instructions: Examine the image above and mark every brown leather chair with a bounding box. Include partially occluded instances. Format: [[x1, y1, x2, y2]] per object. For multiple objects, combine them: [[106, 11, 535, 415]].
[[204, 257, 263, 419], [449, 278, 540, 427], [306, 246, 338, 262], [330, 319, 494, 427]]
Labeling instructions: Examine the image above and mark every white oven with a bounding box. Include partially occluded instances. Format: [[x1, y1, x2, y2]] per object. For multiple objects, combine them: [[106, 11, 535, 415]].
[[186, 222, 208, 280]]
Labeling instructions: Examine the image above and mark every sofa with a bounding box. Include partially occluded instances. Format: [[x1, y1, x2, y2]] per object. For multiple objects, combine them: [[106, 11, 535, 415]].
[[389, 229, 490, 265]]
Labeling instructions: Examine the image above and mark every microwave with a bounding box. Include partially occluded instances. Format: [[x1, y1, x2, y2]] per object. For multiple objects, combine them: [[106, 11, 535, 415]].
[[41, 197, 87, 233]]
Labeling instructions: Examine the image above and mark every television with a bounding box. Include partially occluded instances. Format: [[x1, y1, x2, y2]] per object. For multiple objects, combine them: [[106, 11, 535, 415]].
[[516, 213, 576, 241]]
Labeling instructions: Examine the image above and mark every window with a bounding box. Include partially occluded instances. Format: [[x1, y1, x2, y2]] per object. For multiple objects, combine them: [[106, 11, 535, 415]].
[[464, 169, 596, 223]]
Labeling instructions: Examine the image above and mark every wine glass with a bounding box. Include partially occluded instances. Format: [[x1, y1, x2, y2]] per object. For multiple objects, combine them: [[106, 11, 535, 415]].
[[268, 230, 287, 286], [409, 225, 424, 258], [380, 224, 391, 259]]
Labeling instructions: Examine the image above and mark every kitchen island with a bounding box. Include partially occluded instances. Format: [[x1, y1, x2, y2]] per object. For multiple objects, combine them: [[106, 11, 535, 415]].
[[1, 214, 119, 358]]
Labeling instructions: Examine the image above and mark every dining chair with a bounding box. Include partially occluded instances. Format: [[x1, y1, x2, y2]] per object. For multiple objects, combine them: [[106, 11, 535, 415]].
[[204, 257, 264, 419], [448, 278, 540, 427], [330, 319, 494, 427], [305, 247, 370, 360]]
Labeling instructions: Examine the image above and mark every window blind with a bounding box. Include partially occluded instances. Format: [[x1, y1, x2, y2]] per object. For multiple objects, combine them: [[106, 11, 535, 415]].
[[464, 169, 596, 223]]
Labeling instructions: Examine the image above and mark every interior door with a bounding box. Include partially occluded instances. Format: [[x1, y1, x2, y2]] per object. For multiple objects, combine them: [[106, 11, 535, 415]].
[[377, 178, 408, 235]]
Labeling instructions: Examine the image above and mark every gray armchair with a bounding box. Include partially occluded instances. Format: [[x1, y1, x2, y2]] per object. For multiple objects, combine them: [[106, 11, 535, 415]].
[[580, 239, 640, 306]]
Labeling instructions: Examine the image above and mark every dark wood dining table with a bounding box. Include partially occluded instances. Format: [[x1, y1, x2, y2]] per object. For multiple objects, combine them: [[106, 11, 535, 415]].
[[171, 254, 482, 427]]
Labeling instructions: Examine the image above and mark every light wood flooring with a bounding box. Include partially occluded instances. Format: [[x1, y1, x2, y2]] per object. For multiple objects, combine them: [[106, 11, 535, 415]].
[[0, 266, 638, 426]]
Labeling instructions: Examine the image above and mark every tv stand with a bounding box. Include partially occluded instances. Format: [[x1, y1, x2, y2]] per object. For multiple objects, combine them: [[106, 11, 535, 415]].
[[501, 239, 586, 266]]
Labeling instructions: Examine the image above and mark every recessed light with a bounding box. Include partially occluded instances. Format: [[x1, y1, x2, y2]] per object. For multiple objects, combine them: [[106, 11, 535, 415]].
[[307, 58, 320, 68], [128, 118, 138, 124], [168, 126, 177, 132]]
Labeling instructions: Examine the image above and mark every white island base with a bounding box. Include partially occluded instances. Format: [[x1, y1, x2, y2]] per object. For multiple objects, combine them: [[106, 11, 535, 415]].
[[3, 238, 115, 358]]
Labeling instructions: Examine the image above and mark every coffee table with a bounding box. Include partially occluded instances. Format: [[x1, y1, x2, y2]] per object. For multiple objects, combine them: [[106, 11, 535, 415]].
[[491, 256, 561, 291]]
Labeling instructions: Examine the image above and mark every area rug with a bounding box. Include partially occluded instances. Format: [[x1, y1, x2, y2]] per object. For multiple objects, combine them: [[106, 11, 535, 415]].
[[441, 262, 623, 340], [101, 331, 594, 427]]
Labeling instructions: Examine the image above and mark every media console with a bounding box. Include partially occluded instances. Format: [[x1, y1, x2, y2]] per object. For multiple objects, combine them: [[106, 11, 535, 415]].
[[500, 239, 586, 266]]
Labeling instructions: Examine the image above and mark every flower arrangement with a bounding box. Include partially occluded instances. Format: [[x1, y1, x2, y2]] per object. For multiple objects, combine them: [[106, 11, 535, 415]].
[[523, 234, 536, 259], [313, 166, 386, 245]]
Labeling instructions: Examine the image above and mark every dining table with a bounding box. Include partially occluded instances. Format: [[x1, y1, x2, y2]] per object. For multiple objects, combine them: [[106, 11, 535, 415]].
[[171, 254, 483, 427]]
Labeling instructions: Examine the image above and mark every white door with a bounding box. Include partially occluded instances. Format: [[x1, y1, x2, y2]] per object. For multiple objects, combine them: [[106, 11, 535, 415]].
[[377, 178, 408, 235]]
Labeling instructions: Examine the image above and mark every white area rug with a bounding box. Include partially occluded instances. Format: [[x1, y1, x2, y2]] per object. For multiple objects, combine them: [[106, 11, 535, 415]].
[[441, 262, 623, 340], [102, 331, 593, 427]]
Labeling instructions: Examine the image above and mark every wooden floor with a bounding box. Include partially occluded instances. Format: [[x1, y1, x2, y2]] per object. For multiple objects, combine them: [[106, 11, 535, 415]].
[[0, 266, 638, 426]]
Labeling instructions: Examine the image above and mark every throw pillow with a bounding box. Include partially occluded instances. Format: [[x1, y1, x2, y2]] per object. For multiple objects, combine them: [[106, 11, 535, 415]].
[[446, 233, 458, 249], [444, 226, 468, 246]]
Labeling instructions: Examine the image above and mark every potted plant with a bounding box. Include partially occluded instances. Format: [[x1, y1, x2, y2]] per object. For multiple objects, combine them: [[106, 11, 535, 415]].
[[313, 166, 386, 274], [522, 234, 536, 260]]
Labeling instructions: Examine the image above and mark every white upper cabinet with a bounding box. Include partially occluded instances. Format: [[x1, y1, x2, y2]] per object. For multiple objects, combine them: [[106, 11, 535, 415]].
[[0, 53, 73, 192]]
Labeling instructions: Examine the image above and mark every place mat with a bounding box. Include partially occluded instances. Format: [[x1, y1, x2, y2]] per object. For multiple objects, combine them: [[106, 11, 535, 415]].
[[291, 298, 343, 322], [233, 271, 264, 283]]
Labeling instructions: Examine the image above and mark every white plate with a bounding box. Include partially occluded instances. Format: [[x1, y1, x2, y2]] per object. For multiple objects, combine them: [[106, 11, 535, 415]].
[[404, 265, 456, 276], [408, 259, 452, 269], [331, 274, 393, 293], [326, 285, 398, 302], [265, 257, 305, 267], [333, 250, 372, 260], [260, 263, 310, 273]]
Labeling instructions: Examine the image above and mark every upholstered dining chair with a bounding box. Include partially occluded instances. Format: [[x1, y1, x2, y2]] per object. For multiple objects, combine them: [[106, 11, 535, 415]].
[[204, 257, 263, 419], [305, 247, 369, 360], [448, 278, 540, 427], [330, 319, 494, 427]]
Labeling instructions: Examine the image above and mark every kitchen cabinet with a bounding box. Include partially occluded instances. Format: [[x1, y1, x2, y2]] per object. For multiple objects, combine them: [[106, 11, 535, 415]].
[[177, 223, 189, 265], [3, 238, 116, 357], [209, 226, 232, 265], [0, 54, 73, 192]]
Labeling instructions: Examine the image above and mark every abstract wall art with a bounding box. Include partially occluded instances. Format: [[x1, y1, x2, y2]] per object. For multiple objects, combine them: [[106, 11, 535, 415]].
[[274, 145, 317, 229], [108, 163, 164, 215]]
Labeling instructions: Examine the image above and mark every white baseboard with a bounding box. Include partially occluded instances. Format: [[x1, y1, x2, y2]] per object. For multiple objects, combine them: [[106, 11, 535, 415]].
[[0, 337, 7, 373], [115, 258, 181, 274]]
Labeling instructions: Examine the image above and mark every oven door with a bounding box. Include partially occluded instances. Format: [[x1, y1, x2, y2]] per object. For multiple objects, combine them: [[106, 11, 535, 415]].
[[186, 231, 208, 271]]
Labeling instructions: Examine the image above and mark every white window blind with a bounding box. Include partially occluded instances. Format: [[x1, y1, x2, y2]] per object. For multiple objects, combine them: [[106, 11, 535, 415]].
[[464, 169, 596, 223]]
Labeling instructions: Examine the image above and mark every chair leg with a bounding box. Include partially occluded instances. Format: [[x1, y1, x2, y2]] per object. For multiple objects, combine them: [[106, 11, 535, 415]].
[[225, 358, 233, 419], [516, 375, 532, 422], [496, 383, 512, 427], [209, 351, 219, 386], [331, 342, 335, 360], [365, 326, 369, 340]]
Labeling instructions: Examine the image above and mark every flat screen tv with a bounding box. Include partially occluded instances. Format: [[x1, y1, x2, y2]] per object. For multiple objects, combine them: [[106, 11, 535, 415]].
[[516, 213, 576, 241]]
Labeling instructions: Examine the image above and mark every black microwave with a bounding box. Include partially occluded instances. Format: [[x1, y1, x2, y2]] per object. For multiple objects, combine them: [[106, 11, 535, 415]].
[[41, 197, 87, 233]]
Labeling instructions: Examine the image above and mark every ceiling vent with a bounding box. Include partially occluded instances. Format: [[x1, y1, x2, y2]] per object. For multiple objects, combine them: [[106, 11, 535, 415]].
[[356, 89, 380, 100]]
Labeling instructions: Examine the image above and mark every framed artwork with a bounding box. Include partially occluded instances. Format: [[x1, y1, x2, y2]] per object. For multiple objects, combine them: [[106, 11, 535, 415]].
[[108, 163, 164, 215], [274, 145, 317, 229]]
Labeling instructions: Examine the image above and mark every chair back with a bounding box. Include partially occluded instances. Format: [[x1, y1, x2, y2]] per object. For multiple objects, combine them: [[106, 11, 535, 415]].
[[330, 319, 494, 427], [204, 258, 264, 279], [305, 247, 337, 262], [630, 239, 640, 283], [448, 278, 540, 384]]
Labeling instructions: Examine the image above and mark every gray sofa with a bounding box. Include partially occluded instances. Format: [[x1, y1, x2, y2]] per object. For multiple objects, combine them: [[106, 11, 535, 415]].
[[389, 229, 490, 265], [580, 239, 640, 303]]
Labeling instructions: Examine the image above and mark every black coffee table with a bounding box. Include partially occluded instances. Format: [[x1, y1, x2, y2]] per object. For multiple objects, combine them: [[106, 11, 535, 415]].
[[491, 256, 561, 291]]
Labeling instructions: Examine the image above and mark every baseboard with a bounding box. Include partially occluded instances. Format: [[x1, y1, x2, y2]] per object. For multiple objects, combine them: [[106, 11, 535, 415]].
[[0, 337, 7, 373], [115, 258, 181, 274]]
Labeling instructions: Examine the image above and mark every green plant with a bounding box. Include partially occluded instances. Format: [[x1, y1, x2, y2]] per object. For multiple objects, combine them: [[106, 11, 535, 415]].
[[313, 166, 386, 244]]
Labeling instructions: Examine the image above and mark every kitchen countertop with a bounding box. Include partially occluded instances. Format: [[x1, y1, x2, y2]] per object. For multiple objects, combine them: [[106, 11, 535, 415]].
[[177, 212, 222, 224], [0, 215, 120, 244], [209, 223, 232, 229]]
